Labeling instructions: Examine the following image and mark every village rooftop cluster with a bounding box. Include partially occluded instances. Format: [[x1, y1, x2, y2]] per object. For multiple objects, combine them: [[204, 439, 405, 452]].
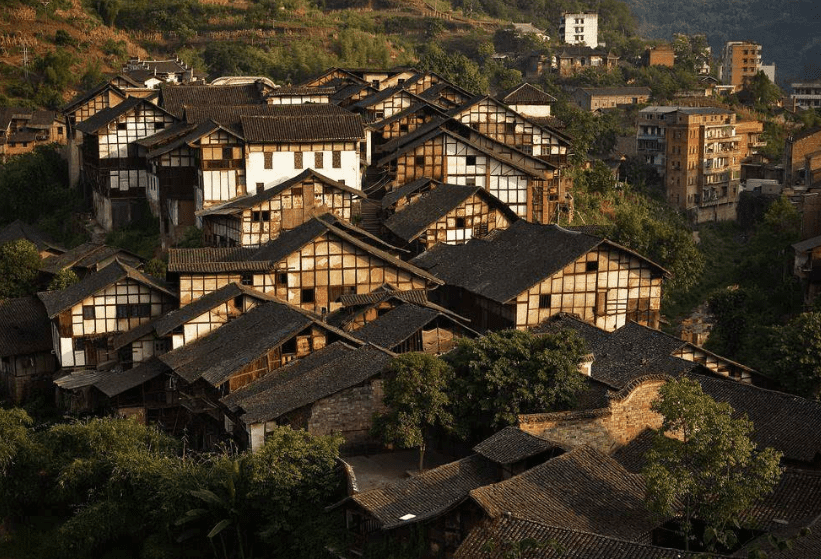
[[2, 30, 821, 557]]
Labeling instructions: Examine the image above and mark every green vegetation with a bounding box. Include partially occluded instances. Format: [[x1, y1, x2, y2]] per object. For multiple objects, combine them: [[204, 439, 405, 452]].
[[769, 312, 821, 400], [445, 329, 588, 441], [0, 411, 343, 559], [643, 377, 782, 552], [0, 240, 41, 298], [372, 353, 454, 472]]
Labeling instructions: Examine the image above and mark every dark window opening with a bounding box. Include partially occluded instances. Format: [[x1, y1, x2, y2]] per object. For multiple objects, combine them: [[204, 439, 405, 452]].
[[332, 150, 341, 168], [241, 273, 253, 286], [82, 306, 95, 320], [415, 155, 425, 166], [586, 260, 599, 272], [281, 337, 297, 354], [315, 152, 324, 169], [294, 151, 303, 169], [223, 147, 233, 159], [256, 183, 264, 194], [466, 155, 477, 166], [455, 217, 466, 228], [117, 122, 126, 130], [278, 273, 288, 286], [291, 186, 303, 197], [155, 122, 166, 130], [539, 294, 552, 308], [301, 288, 315, 303]]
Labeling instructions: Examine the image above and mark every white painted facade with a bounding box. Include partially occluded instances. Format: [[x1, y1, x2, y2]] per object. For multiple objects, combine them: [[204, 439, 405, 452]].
[[245, 146, 361, 191], [559, 12, 598, 47]]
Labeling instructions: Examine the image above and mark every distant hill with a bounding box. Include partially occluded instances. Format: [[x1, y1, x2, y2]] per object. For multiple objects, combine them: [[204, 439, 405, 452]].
[[621, 0, 821, 86]]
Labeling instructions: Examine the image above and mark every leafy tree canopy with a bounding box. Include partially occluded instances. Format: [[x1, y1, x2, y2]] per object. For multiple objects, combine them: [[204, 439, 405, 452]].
[[445, 329, 588, 441], [46, 268, 79, 291], [417, 42, 489, 94], [769, 311, 821, 400], [0, 239, 42, 298], [643, 378, 782, 552], [373, 353, 453, 471]]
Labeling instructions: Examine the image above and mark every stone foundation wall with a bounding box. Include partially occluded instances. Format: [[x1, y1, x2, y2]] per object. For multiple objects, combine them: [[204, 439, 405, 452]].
[[518, 377, 667, 453]]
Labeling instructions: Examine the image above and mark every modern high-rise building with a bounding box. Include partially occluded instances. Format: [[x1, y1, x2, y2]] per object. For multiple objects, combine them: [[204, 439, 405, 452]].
[[559, 12, 598, 47], [720, 41, 761, 91]]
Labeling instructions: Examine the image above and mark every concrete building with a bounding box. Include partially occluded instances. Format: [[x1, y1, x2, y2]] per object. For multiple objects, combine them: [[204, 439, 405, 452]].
[[637, 106, 760, 223], [791, 79, 821, 110], [720, 41, 761, 92], [559, 12, 598, 47]]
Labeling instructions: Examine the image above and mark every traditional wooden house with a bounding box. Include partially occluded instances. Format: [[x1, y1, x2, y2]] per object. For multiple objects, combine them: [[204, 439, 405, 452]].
[[411, 220, 667, 332], [75, 97, 179, 230], [37, 260, 178, 371], [266, 85, 334, 105], [167, 214, 442, 311], [349, 86, 425, 123], [0, 220, 65, 259], [418, 82, 475, 111], [300, 67, 369, 88], [347, 301, 477, 354], [0, 107, 67, 161], [107, 74, 158, 100], [499, 83, 557, 119], [156, 299, 363, 443], [374, 123, 558, 223], [221, 341, 394, 452], [240, 104, 366, 190], [137, 120, 246, 246], [381, 181, 518, 253], [40, 242, 143, 280], [469, 445, 659, 543], [340, 454, 499, 557], [121, 57, 201, 88], [330, 82, 380, 107], [449, 96, 571, 167], [368, 103, 448, 148], [62, 82, 128, 129], [197, 169, 364, 247], [401, 71, 455, 97], [158, 82, 271, 120], [112, 282, 276, 368], [0, 296, 58, 404]]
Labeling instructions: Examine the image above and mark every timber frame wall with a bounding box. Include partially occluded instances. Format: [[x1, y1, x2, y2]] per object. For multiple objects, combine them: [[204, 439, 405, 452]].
[[198, 129, 246, 213], [388, 134, 537, 221], [412, 192, 513, 250], [204, 177, 358, 247], [179, 232, 431, 313], [54, 279, 177, 369]]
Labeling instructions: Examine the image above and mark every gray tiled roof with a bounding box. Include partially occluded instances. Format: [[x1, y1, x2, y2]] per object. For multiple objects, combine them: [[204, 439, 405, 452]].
[[168, 215, 441, 283], [161, 84, 267, 118], [37, 260, 177, 318], [473, 426, 565, 465], [93, 357, 169, 398], [690, 373, 821, 463], [158, 300, 316, 386], [412, 221, 664, 304], [351, 454, 499, 530], [0, 220, 64, 254], [383, 184, 484, 243], [576, 87, 652, 96], [469, 445, 659, 541], [454, 515, 710, 559], [240, 112, 364, 143], [0, 296, 52, 357], [74, 97, 145, 134], [352, 304, 441, 349], [222, 342, 392, 423], [501, 83, 558, 105]]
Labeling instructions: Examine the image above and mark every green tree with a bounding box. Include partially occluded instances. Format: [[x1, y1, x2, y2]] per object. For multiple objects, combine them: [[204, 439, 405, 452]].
[[373, 353, 453, 472], [47, 268, 79, 291], [0, 239, 42, 298], [643, 378, 783, 552], [769, 312, 821, 399], [446, 329, 587, 441], [746, 71, 782, 110], [417, 42, 488, 95]]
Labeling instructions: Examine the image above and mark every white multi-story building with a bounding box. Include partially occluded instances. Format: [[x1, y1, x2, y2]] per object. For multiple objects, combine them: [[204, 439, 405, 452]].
[[559, 12, 598, 47]]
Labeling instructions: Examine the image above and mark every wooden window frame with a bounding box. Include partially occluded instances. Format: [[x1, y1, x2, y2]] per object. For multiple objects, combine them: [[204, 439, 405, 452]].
[[315, 152, 324, 169], [264, 152, 273, 169], [539, 294, 552, 309], [294, 152, 303, 169], [82, 305, 95, 320], [332, 150, 341, 169]]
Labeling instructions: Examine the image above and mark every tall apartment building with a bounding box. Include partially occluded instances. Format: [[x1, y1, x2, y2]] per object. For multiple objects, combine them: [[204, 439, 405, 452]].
[[720, 41, 761, 91], [559, 12, 598, 47], [637, 106, 747, 223]]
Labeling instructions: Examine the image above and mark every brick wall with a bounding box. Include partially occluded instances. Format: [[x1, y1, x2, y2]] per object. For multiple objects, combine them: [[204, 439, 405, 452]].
[[786, 131, 821, 186], [518, 377, 667, 453]]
